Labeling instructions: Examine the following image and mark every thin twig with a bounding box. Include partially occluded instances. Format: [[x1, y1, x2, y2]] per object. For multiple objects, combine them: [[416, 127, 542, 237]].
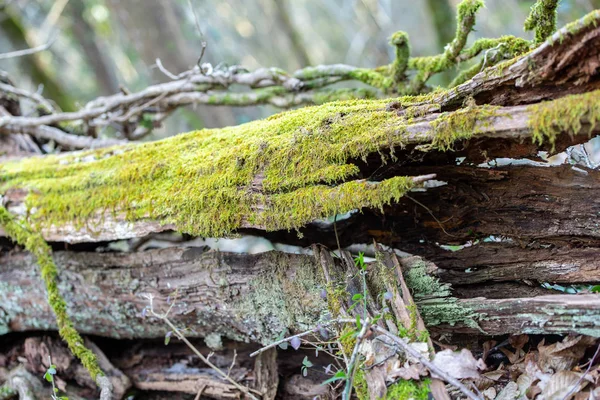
[[250, 327, 321, 358], [371, 325, 482, 400], [155, 58, 180, 80], [562, 341, 600, 400], [404, 193, 458, 238], [342, 319, 371, 400], [1, 124, 126, 149], [143, 294, 260, 400], [0, 82, 55, 112], [0, 32, 58, 60], [187, 0, 207, 65]]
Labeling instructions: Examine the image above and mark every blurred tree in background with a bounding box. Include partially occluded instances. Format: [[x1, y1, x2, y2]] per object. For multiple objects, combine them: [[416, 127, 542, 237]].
[[0, 0, 597, 137]]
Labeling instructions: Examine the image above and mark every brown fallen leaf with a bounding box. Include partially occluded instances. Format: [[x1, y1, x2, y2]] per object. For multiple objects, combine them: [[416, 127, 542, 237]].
[[538, 336, 597, 373], [540, 370, 591, 400], [509, 335, 529, 352], [482, 340, 497, 362], [388, 362, 422, 381], [432, 349, 486, 380]]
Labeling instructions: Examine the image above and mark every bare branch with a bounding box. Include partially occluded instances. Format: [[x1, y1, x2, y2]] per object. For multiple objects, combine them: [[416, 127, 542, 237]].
[[0, 82, 56, 112], [1, 124, 126, 149], [0, 32, 57, 60]]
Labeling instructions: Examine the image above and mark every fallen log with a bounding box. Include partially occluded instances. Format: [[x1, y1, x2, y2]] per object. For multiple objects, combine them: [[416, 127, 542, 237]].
[[1, 11, 600, 244], [2, 247, 598, 340]]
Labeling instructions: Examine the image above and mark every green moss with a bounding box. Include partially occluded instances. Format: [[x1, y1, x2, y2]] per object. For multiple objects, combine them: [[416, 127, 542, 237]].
[[389, 31, 410, 87], [460, 36, 531, 61], [348, 69, 394, 90], [524, 0, 559, 45], [0, 206, 104, 381], [528, 89, 600, 151], [354, 369, 369, 400], [0, 98, 424, 238], [430, 104, 501, 150], [385, 378, 431, 400], [326, 283, 349, 318], [406, 0, 484, 92], [566, 10, 600, 34], [6, 88, 595, 239], [339, 325, 357, 355], [404, 260, 481, 330]]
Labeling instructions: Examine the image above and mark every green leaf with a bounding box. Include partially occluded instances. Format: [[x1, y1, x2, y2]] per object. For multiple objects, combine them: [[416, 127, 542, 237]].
[[322, 369, 347, 385], [302, 356, 313, 368], [44, 372, 52, 382], [591, 285, 600, 293], [352, 293, 363, 302], [356, 315, 362, 331], [139, 113, 154, 130], [354, 252, 365, 268], [340, 329, 355, 341], [278, 341, 289, 350]]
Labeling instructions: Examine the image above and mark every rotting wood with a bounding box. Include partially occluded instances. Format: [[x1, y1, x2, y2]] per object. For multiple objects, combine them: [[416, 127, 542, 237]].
[[1, 247, 598, 340]]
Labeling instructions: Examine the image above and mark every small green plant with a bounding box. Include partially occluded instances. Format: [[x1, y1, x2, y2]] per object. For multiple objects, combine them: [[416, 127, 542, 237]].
[[44, 357, 69, 400], [301, 356, 313, 377]]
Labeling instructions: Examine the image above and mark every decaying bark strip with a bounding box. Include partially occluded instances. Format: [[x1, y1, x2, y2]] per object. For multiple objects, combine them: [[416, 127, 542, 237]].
[[2, 247, 598, 340]]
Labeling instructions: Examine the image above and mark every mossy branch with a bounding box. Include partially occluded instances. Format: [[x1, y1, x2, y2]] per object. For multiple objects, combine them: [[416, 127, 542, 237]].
[[0, 205, 106, 383], [525, 0, 560, 45]]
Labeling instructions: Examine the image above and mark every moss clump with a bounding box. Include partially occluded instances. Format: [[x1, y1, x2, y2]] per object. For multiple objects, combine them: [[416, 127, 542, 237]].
[[528, 89, 600, 151], [389, 31, 410, 87], [326, 283, 349, 318], [0, 206, 104, 381], [339, 325, 357, 355], [353, 369, 369, 400], [385, 378, 431, 400], [552, 10, 600, 45], [430, 104, 501, 150], [408, 0, 484, 80], [0, 97, 431, 238], [524, 0, 559, 45], [404, 260, 480, 330]]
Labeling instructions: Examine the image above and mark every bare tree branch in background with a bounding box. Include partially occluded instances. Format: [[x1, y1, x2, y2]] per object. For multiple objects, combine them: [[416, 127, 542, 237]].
[[0, 32, 57, 61], [0, 0, 557, 150]]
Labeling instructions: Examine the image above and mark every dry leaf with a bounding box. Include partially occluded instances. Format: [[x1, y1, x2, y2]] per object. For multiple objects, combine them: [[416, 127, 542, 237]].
[[496, 381, 519, 400], [432, 349, 486, 380], [538, 336, 597, 373], [509, 335, 529, 352], [482, 387, 497, 400], [540, 370, 590, 400], [388, 363, 422, 381], [483, 340, 498, 361], [501, 347, 524, 364]]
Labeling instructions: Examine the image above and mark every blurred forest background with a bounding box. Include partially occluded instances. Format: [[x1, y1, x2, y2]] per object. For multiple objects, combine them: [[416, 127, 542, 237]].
[[1, 0, 599, 140]]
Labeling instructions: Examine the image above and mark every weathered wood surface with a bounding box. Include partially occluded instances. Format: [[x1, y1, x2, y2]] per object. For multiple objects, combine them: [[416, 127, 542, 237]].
[[1, 13, 600, 244], [2, 247, 599, 340], [263, 164, 600, 287]]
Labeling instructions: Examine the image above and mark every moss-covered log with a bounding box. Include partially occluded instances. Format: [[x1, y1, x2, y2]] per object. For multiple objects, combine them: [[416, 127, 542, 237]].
[[2, 247, 599, 340], [1, 11, 600, 244]]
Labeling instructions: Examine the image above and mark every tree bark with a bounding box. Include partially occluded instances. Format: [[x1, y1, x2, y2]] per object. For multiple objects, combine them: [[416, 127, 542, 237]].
[[2, 248, 599, 340]]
